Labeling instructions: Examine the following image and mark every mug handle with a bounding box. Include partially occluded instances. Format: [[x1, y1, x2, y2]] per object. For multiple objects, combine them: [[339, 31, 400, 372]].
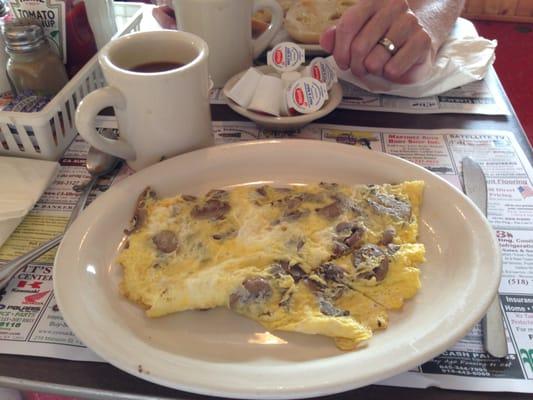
[[252, 0, 283, 59], [75, 87, 136, 161]]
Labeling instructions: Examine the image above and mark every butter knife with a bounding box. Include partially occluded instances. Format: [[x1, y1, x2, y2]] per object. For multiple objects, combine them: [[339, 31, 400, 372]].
[[462, 157, 507, 358]]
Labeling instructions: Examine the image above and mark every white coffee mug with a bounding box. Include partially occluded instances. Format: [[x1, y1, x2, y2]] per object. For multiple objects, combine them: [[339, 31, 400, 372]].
[[173, 0, 283, 87], [75, 30, 213, 171]]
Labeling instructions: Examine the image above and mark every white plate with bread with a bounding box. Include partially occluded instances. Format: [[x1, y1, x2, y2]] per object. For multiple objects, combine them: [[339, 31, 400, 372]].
[[253, 0, 357, 55]]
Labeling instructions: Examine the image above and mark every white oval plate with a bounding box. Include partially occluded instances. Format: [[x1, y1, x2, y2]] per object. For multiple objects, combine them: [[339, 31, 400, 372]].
[[54, 140, 500, 399], [223, 66, 342, 130]]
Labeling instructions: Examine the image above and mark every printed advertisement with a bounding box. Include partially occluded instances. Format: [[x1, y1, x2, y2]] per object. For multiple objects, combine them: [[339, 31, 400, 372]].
[[1, 124, 532, 393]]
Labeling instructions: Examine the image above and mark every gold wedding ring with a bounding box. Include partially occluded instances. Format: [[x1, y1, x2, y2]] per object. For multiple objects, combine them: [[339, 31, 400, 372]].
[[378, 37, 397, 55]]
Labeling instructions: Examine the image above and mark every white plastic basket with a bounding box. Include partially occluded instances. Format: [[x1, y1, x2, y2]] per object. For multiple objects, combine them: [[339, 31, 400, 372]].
[[0, 2, 144, 161]]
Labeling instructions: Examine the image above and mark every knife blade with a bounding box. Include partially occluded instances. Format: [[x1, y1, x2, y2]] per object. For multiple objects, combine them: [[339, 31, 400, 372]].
[[462, 157, 508, 358]]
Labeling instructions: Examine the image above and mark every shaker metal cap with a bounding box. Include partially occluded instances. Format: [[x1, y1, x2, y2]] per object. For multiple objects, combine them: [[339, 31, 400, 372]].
[[0, 2, 6, 18], [4, 21, 47, 53]]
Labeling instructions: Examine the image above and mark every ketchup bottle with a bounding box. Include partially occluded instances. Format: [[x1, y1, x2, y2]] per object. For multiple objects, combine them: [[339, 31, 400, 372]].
[[64, 0, 98, 77]]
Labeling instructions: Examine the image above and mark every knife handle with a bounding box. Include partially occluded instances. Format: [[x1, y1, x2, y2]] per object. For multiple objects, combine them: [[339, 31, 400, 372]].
[[483, 295, 508, 358]]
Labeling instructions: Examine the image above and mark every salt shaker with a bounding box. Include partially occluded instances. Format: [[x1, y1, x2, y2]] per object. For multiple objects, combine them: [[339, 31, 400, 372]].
[[7, 0, 117, 77], [4, 22, 68, 97]]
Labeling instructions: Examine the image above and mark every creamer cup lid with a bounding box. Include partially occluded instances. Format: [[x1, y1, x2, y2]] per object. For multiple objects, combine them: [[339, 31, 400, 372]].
[[286, 77, 328, 114], [267, 42, 305, 72], [305, 57, 338, 90]]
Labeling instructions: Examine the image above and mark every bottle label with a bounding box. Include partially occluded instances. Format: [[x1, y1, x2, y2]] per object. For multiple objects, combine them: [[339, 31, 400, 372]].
[[8, 0, 67, 63]]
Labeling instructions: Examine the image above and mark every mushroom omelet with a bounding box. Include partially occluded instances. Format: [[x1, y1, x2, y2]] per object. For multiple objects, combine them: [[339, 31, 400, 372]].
[[118, 181, 425, 350]]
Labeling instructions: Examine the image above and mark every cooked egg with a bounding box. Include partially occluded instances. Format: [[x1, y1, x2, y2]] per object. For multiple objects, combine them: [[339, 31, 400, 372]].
[[117, 181, 425, 350]]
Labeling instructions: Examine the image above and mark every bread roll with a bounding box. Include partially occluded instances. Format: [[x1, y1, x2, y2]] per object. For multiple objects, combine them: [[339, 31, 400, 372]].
[[284, 0, 357, 44]]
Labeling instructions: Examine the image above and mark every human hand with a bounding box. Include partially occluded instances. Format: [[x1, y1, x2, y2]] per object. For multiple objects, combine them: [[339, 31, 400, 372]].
[[320, 0, 434, 84], [152, 1, 177, 30]]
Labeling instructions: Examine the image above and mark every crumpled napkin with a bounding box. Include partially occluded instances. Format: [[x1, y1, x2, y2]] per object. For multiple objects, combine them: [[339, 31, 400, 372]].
[[0, 157, 59, 248], [328, 18, 497, 98]]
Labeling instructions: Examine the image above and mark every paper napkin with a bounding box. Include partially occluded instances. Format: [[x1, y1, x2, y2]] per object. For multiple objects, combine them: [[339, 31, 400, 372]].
[[0, 157, 59, 249], [328, 18, 497, 98]]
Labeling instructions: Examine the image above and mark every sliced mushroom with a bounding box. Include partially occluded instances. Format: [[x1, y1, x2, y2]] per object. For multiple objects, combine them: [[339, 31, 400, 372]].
[[353, 244, 385, 266], [301, 192, 324, 203], [270, 260, 306, 283], [124, 187, 157, 234], [127, 208, 147, 234], [243, 277, 272, 297], [278, 289, 293, 308], [353, 244, 389, 281], [344, 225, 365, 249], [269, 260, 288, 277], [305, 275, 327, 292], [330, 192, 349, 205], [152, 230, 179, 253], [285, 196, 303, 210], [332, 241, 350, 258], [182, 194, 197, 202], [319, 263, 345, 283], [286, 263, 306, 283], [316, 201, 343, 219], [335, 221, 355, 233], [332, 222, 365, 257], [206, 189, 228, 199], [324, 284, 345, 301], [191, 199, 230, 220], [353, 243, 385, 267], [381, 227, 396, 245], [229, 277, 272, 309], [368, 193, 411, 220], [373, 261, 389, 281], [272, 194, 303, 210], [255, 186, 267, 197], [212, 229, 237, 241], [283, 208, 309, 221], [319, 298, 349, 317], [350, 204, 364, 216], [387, 243, 401, 255]]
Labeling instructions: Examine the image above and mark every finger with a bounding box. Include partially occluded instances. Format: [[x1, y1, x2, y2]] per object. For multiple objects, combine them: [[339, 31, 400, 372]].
[[320, 26, 336, 54], [153, 5, 177, 29], [394, 52, 433, 84], [348, 5, 402, 77], [383, 30, 432, 82], [332, 1, 377, 70], [363, 11, 419, 77]]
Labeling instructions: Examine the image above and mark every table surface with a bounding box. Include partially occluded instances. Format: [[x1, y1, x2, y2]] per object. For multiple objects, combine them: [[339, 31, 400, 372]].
[[1, 58, 532, 400]]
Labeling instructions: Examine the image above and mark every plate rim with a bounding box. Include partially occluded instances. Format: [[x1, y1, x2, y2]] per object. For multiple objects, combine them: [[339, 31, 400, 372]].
[[53, 139, 501, 399]]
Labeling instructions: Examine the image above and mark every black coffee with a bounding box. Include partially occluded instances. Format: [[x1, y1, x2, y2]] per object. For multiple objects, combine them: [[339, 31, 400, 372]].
[[129, 61, 185, 73]]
